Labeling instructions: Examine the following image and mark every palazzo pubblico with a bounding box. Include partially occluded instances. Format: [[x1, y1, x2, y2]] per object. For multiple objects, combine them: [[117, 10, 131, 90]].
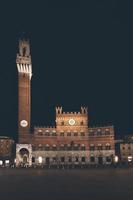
[[16, 39, 115, 167]]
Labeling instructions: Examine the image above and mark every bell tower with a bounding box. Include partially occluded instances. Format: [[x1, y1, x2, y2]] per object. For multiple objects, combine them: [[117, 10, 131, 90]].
[[16, 39, 32, 143]]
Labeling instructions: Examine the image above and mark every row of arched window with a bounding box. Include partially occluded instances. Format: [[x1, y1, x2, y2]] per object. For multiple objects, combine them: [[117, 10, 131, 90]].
[[37, 131, 112, 137], [37, 132, 86, 137], [33, 144, 111, 151]]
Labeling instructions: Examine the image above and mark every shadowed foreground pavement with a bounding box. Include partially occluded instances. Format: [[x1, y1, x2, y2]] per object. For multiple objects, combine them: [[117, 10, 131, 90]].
[[0, 168, 133, 200]]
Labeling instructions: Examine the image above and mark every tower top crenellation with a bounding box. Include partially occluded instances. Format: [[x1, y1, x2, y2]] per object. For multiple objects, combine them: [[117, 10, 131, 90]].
[[16, 39, 32, 79]]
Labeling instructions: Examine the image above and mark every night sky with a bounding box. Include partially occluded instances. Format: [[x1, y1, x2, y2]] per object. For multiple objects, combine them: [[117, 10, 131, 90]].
[[0, 1, 132, 140]]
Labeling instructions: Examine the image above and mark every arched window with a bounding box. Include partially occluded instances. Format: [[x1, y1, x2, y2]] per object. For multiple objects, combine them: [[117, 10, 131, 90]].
[[105, 129, 110, 135], [89, 130, 94, 136], [67, 132, 71, 136], [90, 144, 95, 151], [81, 144, 86, 151], [106, 143, 111, 150], [45, 130, 49, 136], [52, 131, 56, 136], [97, 144, 103, 150], [67, 144, 71, 151], [74, 132, 78, 136], [81, 132, 85, 137], [74, 144, 79, 151], [52, 144, 57, 151], [97, 129, 102, 136], [45, 144, 50, 151], [60, 144, 65, 151]]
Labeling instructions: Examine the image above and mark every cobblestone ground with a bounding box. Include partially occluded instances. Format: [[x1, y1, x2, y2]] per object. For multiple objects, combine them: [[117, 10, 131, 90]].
[[0, 168, 133, 200]]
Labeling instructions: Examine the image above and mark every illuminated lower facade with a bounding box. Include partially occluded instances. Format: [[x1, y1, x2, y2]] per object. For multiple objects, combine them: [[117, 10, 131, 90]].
[[16, 39, 115, 167]]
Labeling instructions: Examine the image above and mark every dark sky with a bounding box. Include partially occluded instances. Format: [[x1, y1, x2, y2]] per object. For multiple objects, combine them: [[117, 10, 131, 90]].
[[0, 1, 132, 140]]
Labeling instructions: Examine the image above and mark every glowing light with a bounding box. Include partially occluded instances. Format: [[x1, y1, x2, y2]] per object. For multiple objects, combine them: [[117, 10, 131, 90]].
[[0, 161, 3, 165], [5, 160, 10, 164], [128, 156, 132, 162], [114, 156, 118, 163], [14, 159, 16, 163], [38, 156, 42, 164]]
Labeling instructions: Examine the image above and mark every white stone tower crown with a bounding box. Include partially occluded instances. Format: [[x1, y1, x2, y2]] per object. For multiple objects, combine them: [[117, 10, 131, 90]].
[[16, 39, 32, 79]]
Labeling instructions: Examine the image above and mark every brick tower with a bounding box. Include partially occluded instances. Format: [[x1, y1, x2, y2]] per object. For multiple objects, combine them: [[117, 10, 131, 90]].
[[16, 39, 32, 143]]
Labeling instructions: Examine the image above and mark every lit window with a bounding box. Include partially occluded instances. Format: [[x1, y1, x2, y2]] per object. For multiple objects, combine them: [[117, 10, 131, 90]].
[[5, 160, 9, 164], [38, 156, 43, 164], [128, 156, 132, 162], [0, 160, 3, 165]]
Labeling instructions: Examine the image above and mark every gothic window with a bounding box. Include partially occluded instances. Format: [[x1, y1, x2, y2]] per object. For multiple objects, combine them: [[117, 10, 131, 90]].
[[81, 132, 85, 137], [74, 144, 79, 151], [45, 144, 50, 151], [52, 145, 57, 151], [74, 132, 78, 136], [60, 132, 64, 136], [67, 144, 72, 151], [60, 144, 65, 151], [81, 144, 86, 151], [105, 129, 110, 135], [45, 131, 49, 136], [97, 129, 102, 136], [97, 144, 103, 150], [89, 130, 94, 136], [90, 144, 95, 151], [52, 131, 56, 136], [105, 144, 111, 150], [67, 132, 71, 136], [38, 130, 43, 136]]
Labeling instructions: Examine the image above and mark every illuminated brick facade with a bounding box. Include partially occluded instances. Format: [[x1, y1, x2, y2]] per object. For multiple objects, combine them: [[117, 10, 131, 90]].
[[0, 137, 14, 158], [16, 39, 115, 167]]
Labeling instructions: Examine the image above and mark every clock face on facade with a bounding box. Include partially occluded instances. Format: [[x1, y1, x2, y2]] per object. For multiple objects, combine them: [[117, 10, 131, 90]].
[[20, 120, 28, 127], [69, 119, 76, 126]]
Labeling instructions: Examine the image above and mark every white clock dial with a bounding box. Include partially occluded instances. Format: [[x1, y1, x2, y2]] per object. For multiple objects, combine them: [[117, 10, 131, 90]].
[[20, 120, 28, 127], [69, 119, 75, 126]]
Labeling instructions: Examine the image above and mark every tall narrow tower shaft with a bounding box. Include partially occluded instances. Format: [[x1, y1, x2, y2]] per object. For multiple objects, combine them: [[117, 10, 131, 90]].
[[16, 39, 32, 143]]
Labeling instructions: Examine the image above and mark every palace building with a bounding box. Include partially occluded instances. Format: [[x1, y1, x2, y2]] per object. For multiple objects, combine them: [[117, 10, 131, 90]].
[[16, 39, 115, 167]]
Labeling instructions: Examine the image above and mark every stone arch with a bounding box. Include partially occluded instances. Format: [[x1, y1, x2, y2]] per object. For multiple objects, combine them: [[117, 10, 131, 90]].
[[16, 144, 32, 167]]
